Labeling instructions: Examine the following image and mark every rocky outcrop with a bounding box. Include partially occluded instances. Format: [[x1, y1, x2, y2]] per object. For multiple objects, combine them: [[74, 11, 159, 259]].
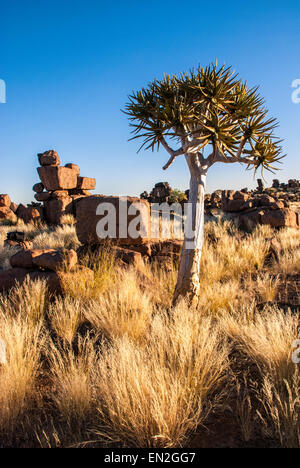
[[218, 191, 299, 230]]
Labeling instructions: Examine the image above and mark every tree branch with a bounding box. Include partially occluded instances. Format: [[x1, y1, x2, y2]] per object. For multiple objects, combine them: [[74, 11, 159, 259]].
[[161, 137, 186, 170], [208, 148, 254, 167]]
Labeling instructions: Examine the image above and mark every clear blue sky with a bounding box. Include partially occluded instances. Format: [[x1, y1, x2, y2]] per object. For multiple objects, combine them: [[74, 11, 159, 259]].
[[0, 0, 299, 204]]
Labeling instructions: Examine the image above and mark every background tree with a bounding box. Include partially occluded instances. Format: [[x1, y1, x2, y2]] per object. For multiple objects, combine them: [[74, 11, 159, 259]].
[[125, 63, 284, 306]]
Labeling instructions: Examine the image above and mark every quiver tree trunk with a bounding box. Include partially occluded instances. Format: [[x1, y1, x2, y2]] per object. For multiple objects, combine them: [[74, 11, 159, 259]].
[[173, 158, 207, 307]]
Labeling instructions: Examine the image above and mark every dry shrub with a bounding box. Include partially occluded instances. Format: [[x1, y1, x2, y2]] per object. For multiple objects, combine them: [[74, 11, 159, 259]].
[[49, 335, 98, 427], [94, 305, 230, 447], [257, 370, 300, 448], [84, 269, 153, 342], [0, 313, 44, 435], [49, 296, 83, 345], [0, 277, 49, 323]]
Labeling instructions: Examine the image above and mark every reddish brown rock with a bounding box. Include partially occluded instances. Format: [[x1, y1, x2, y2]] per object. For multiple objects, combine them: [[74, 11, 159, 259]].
[[65, 163, 80, 175], [112, 246, 144, 269], [151, 239, 183, 257], [37, 166, 78, 191], [77, 177, 96, 190], [4, 239, 34, 250], [51, 190, 69, 199], [75, 196, 151, 245], [32, 183, 44, 193], [260, 208, 298, 228], [10, 248, 78, 271], [16, 204, 44, 224], [38, 150, 60, 167], [34, 192, 52, 202], [10, 250, 36, 269], [236, 210, 263, 230], [0, 194, 11, 208], [10, 202, 18, 213], [0, 206, 15, 221], [32, 249, 78, 271], [0, 268, 61, 294], [69, 188, 92, 197], [44, 197, 73, 224]]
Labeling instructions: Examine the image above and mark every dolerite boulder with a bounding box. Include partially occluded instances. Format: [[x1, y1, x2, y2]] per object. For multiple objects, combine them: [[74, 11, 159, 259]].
[[38, 150, 60, 166], [34, 192, 52, 202], [16, 204, 44, 224], [38, 166, 78, 191], [65, 163, 80, 175], [0, 194, 11, 207], [0, 206, 15, 221], [260, 208, 298, 228], [33, 183, 44, 193], [75, 196, 151, 245], [44, 197, 73, 224], [10, 248, 78, 271], [77, 177, 96, 190], [0, 268, 61, 294]]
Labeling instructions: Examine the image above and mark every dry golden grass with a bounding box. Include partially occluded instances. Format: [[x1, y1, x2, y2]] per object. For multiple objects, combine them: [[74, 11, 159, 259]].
[[0, 312, 45, 436], [0, 219, 299, 448], [94, 307, 230, 448]]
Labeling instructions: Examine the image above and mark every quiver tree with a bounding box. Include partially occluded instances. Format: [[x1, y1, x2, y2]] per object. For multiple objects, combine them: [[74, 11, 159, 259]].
[[125, 63, 284, 306]]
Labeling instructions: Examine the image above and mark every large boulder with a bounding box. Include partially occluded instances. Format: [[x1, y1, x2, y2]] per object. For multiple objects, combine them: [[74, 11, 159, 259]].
[[0, 268, 61, 294], [0, 206, 15, 221], [34, 192, 52, 202], [112, 246, 144, 269], [38, 150, 60, 167], [44, 197, 73, 224], [75, 196, 151, 245], [37, 166, 78, 191], [260, 208, 299, 228], [16, 204, 44, 224], [10, 248, 78, 271], [0, 194, 11, 208]]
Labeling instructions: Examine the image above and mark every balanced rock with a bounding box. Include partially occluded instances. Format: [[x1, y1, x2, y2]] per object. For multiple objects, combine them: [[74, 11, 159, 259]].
[[77, 176, 96, 190], [33, 183, 44, 193], [65, 163, 80, 175], [34, 192, 52, 202], [37, 166, 78, 191], [38, 150, 60, 167]]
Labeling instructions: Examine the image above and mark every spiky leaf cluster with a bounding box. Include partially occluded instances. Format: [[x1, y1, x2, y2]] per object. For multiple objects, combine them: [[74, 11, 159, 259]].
[[124, 63, 284, 173]]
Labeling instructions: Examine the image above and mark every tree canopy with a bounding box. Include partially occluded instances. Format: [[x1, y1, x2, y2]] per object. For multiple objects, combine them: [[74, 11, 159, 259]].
[[125, 63, 285, 175]]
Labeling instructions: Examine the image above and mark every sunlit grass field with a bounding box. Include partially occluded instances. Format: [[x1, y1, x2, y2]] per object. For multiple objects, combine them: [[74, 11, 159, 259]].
[[0, 218, 299, 448]]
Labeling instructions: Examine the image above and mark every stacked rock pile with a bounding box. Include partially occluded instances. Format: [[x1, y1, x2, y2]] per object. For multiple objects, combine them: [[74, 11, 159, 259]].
[[33, 150, 96, 224]]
